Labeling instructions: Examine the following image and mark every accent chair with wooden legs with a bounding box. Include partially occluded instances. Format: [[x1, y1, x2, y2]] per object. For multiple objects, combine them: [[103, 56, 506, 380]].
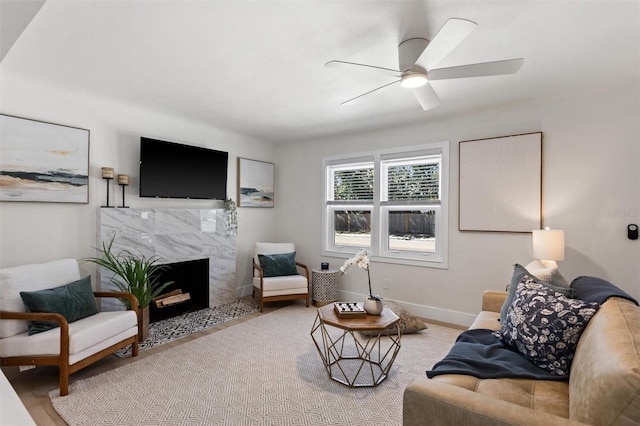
[[252, 242, 310, 312], [0, 259, 139, 396]]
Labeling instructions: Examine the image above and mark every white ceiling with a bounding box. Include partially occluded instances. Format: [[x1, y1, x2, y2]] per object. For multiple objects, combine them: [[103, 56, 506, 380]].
[[1, 0, 638, 143]]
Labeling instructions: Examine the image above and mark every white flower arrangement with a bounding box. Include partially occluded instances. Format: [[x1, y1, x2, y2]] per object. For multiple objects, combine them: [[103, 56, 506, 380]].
[[339, 249, 381, 300]]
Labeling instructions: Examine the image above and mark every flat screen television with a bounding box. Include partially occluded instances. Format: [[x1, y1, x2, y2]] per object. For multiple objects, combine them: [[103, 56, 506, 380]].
[[139, 137, 228, 200]]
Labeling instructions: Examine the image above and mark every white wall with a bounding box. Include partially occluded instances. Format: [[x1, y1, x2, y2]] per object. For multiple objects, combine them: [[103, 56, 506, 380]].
[[274, 87, 640, 325], [2, 71, 638, 325], [0, 72, 279, 293]]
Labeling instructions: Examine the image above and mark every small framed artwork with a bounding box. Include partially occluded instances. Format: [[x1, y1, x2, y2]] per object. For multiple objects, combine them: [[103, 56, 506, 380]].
[[0, 114, 90, 203], [459, 132, 542, 233], [237, 158, 275, 208]]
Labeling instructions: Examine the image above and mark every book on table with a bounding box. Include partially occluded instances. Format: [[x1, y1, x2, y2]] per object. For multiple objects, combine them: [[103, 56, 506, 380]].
[[334, 302, 366, 318]]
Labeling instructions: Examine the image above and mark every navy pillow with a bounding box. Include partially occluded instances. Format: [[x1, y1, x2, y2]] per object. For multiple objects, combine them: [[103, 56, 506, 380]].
[[497, 276, 599, 377], [258, 252, 298, 277], [500, 264, 575, 322], [20, 276, 99, 335]]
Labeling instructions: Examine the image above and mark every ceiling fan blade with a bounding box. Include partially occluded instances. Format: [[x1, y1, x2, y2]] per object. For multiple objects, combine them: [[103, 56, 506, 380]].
[[428, 58, 524, 80], [340, 80, 401, 106], [411, 82, 441, 111], [415, 18, 477, 71], [325, 60, 403, 78]]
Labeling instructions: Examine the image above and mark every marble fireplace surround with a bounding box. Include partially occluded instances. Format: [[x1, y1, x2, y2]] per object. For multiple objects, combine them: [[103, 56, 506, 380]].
[[98, 208, 236, 312]]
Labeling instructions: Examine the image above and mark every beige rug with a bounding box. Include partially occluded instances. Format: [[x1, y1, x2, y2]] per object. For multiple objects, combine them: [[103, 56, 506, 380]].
[[50, 304, 460, 425]]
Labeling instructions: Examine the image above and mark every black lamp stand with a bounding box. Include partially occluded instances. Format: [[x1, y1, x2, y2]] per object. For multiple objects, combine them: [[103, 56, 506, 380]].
[[102, 177, 114, 208], [120, 183, 129, 208]]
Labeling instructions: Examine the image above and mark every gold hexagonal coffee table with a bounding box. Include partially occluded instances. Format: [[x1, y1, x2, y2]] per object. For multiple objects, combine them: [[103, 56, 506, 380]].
[[310, 304, 401, 387]]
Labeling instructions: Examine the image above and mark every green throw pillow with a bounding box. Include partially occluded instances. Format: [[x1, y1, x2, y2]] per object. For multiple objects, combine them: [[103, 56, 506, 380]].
[[500, 264, 575, 323], [20, 275, 99, 335], [258, 252, 298, 277]]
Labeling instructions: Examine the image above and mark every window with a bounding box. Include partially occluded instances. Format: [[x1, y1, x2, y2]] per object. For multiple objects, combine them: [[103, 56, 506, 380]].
[[323, 142, 449, 268]]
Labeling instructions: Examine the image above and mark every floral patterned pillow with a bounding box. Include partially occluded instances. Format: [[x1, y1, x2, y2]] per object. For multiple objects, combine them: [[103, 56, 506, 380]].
[[496, 275, 599, 377]]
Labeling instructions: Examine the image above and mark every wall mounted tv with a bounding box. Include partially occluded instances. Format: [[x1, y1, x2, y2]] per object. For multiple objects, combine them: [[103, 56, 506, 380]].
[[139, 137, 228, 200]]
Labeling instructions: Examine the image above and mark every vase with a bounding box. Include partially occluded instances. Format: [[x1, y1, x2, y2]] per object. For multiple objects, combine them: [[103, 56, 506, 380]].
[[363, 298, 383, 316]]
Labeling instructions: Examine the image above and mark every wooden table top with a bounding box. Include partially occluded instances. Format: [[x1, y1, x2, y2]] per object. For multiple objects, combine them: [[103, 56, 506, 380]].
[[317, 303, 399, 331]]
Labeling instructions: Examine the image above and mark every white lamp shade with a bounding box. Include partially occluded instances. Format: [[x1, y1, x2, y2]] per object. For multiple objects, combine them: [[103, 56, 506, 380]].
[[532, 229, 565, 261]]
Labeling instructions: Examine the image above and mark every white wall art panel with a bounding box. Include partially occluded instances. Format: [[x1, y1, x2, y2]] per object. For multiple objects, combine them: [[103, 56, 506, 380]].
[[459, 132, 542, 233]]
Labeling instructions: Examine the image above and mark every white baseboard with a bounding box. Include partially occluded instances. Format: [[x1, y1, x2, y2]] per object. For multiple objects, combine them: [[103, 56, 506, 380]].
[[235, 286, 474, 327], [337, 290, 476, 328]]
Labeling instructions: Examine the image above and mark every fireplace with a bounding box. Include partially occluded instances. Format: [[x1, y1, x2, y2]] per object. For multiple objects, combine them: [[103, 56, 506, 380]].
[[149, 258, 210, 323], [98, 208, 237, 314]]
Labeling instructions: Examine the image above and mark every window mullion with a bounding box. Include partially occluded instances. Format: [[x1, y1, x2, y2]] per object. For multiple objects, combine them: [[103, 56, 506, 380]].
[[326, 200, 370, 206], [381, 199, 441, 207], [372, 154, 382, 257]]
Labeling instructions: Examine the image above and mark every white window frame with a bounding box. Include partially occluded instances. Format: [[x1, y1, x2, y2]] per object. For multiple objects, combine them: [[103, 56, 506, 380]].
[[322, 141, 449, 269]]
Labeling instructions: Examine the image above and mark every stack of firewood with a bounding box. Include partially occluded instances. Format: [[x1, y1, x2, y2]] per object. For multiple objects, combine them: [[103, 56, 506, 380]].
[[152, 289, 191, 308]]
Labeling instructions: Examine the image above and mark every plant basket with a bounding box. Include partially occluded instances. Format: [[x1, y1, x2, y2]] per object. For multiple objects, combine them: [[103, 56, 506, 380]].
[[138, 305, 150, 341]]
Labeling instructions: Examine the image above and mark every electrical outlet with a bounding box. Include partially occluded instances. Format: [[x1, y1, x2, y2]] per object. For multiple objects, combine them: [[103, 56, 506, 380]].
[[382, 278, 391, 290]]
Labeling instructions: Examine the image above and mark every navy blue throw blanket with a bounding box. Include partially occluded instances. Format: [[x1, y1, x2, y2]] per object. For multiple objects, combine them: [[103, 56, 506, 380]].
[[427, 329, 568, 381], [427, 277, 637, 382], [571, 276, 638, 306]]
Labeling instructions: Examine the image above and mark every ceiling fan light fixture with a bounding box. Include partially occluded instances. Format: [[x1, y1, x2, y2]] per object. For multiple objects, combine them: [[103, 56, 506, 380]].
[[400, 73, 428, 88]]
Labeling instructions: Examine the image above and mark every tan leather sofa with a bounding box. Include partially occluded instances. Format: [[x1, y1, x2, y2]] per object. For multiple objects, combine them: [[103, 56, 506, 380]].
[[403, 290, 640, 425]]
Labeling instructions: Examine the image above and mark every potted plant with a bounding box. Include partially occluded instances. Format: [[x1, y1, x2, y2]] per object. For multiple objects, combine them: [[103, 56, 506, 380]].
[[339, 249, 383, 315], [82, 235, 173, 340], [224, 197, 238, 236]]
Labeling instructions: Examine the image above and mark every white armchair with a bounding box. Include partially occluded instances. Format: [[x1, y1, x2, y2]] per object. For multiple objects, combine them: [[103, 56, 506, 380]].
[[252, 242, 310, 312], [0, 259, 139, 396]]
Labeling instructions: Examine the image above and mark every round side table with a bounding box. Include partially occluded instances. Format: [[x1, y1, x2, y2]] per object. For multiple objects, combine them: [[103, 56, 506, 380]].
[[312, 269, 341, 306]]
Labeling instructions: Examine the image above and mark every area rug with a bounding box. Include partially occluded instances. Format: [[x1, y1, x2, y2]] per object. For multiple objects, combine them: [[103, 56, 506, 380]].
[[51, 304, 461, 425], [114, 298, 259, 357]]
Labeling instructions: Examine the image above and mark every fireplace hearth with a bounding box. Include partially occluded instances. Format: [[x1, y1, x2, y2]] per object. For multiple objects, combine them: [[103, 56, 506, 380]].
[[150, 258, 210, 323]]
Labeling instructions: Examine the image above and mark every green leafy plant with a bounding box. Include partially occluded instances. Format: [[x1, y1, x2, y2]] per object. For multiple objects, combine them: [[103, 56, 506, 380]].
[[81, 236, 174, 309], [224, 197, 238, 236]]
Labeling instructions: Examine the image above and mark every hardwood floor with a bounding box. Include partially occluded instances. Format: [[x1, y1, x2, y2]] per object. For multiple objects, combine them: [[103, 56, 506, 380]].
[[2, 301, 282, 426]]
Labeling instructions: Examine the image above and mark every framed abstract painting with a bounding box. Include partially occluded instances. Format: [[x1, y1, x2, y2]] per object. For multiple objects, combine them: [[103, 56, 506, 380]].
[[237, 158, 274, 208], [0, 114, 90, 203]]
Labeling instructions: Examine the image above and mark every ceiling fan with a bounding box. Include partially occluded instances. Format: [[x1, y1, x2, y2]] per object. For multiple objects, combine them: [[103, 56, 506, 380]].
[[326, 18, 524, 110]]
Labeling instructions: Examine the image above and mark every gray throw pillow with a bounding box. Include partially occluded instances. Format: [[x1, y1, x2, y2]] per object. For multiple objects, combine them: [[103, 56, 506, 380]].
[[500, 264, 575, 322], [524, 260, 570, 288], [20, 275, 99, 335], [258, 252, 298, 277], [496, 276, 599, 376], [360, 301, 427, 336]]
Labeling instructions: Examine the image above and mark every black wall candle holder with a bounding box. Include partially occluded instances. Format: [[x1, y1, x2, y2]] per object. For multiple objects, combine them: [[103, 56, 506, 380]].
[[101, 167, 114, 208], [118, 174, 130, 208]]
